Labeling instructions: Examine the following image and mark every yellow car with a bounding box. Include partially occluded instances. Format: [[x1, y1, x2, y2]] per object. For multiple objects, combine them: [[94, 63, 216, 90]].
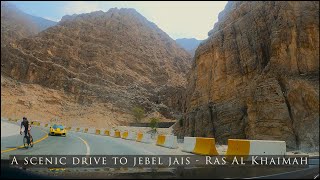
[[49, 124, 67, 136]]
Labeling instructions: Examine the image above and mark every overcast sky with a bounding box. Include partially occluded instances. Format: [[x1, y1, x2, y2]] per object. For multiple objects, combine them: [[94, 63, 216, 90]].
[[11, 1, 228, 40]]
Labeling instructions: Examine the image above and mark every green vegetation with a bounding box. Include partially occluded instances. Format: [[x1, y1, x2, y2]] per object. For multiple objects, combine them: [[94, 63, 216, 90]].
[[132, 106, 145, 123], [150, 117, 159, 131], [179, 117, 183, 127]]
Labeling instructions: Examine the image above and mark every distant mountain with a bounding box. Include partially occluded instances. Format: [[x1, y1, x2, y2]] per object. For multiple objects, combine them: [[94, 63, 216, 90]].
[[29, 15, 57, 32], [175, 38, 202, 56], [1, 1, 57, 45]]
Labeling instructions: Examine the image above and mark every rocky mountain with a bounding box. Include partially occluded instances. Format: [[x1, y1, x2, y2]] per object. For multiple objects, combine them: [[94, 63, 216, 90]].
[[28, 15, 58, 32], [1, 1, 57, 45], [176, 38, 202, 56], [1, 8, 191, 127], [174, 1, 319, 152]]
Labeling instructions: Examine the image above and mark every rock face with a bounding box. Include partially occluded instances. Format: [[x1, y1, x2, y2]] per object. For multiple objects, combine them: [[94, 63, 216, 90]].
[[174, 1, 319, 152], [1, 8, 191, 126]]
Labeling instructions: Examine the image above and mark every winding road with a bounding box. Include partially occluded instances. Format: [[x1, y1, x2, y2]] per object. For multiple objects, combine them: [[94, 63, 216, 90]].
[[1, 119, 319, 179], [1, 119, 189, 160]]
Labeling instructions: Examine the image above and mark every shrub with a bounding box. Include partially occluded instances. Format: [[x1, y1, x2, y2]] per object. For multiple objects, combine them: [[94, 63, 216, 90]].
[[150, 117, 159, 131], [179, 117, 183, 127]]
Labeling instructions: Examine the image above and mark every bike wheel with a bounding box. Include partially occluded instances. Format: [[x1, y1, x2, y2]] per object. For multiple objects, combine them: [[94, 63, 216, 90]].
[[23, 137, 28, 149], [29, 137, 33, 147]]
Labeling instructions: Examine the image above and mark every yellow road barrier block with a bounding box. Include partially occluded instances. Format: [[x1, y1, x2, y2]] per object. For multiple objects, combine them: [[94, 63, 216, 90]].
[[84, 128, 88, 133], [76, 128, 80, 132], [122, 131, 128, 139], [45, 124, 48, 127], [225, 139, 250, 161], [104, 130, 110, 136], [96, 129, 101, 135], [136, 133, 143, 142], [226, 139, 250, 156], [156, 135, 166, 146], [225, 139, 286, 161], [193, 138, 219, 155], [114, 131, 121, 138]]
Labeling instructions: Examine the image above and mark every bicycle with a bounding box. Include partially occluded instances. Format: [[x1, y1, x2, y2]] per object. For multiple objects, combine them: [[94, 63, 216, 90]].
[[22, 133, 33, 149]]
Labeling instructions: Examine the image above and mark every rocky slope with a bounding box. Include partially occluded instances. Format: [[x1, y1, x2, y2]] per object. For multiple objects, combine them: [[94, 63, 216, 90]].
[[174, 1, 319, 152], [176, 38, 202, 57], [1, 8, 191, 127], [1, 1, 57, 45]]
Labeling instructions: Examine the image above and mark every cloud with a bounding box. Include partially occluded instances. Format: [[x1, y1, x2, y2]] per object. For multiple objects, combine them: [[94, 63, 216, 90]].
[[62, 1, 103, 15], [43, 16, 60, 22]]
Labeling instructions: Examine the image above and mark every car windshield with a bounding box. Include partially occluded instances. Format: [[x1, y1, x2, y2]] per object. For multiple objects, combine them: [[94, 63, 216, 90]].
[[52, 124, 64, 130]]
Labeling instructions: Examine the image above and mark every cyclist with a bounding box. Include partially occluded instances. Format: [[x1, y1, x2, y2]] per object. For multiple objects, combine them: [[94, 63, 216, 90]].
[[20, 117, 32, 142]]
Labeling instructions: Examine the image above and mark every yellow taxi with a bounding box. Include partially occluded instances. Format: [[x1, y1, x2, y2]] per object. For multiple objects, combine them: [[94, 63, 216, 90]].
[[49, 124, 67, 136]]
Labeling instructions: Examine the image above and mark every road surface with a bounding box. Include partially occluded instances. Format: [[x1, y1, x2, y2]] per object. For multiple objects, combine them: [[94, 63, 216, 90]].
[[1, 119, 189, 160], [1, 119, 319, 179]]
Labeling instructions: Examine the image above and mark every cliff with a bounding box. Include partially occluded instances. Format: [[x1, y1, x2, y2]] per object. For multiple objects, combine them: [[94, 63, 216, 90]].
[[174, 1, 319, 152], [1, 8, 191, 127]]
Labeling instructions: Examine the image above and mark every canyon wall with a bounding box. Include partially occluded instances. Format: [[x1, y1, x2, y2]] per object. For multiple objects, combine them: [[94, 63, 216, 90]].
[[174, 1, 319, 152]]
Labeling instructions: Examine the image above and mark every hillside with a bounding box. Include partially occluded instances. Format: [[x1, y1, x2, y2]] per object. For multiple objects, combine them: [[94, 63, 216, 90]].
[[1, 8, 191, 127]]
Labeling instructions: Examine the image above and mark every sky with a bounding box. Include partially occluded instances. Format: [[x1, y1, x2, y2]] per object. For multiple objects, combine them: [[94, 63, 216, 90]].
[[11, 1, 228, 40]]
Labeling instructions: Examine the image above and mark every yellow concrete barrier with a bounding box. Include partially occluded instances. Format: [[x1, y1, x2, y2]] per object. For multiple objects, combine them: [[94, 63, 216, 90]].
[[84, 128, 88, 133], [96, 129, 101, 135], [45, 124, 48, 127], [156, 135, 166, 146], [136, 133, 152, 143], [104, 130, 110, 136], [122, 131, 128, 139], [183, 137, 219, 155], [226, 139, 250, 157], [156, 135, 178, 149], [114, 130, 121, 138], [76, 128, 80, 132], [136, 133, 143, 142], [225, 139, 286, 160], [193, 138, 219, 155], [122, 131, 137, 140]]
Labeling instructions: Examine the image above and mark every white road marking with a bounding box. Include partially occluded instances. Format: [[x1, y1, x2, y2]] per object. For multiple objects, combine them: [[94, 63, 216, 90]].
[[77, 136, 91, 156]]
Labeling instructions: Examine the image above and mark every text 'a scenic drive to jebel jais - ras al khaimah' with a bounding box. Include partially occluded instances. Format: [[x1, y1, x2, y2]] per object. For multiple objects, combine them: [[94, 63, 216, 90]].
[[8, 155, 310, 168]]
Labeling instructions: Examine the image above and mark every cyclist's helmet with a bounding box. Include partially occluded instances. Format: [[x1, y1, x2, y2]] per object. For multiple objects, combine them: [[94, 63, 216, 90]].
[[23, 117, 27, 120]]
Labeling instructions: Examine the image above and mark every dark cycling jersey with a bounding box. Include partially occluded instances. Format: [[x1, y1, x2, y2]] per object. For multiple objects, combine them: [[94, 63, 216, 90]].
[[21, 120, 29, 130]]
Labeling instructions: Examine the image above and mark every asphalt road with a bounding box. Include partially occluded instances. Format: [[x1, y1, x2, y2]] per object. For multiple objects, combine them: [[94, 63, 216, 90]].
[[1, 119, 190, 160], [1, 119, 319, 179]]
